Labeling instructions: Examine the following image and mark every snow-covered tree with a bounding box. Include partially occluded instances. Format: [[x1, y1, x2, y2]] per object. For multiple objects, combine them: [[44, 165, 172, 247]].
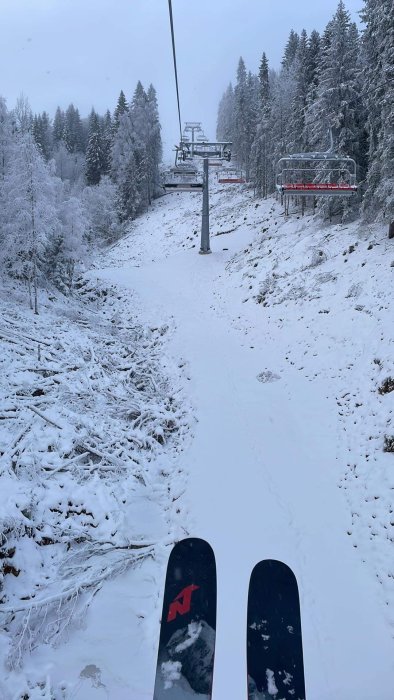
[[63, 104, 84, 153], [1, 133, 59, 312], [250, 53, 272, 197], [53, 141, 86, 186], [83, 175, 121, 244], [233, 58, 258, 178], [85, 109, 105, 185], [53, 106, 65, 144], [32, 111, 52, 160], [111, 110, 140, 221], [101, 109, 113, 175], [282, 30, 300, 70], [113, 90, 128, 130], [361, 0, 394, 220], [145, 84, 163, 201], [0, 97, 12, 182], [13, 94, 33, 134], [216, 83, 235, 142], [47, 193, 87, 293], [287, 29, 310, 153], [111, 81, 162, 220]]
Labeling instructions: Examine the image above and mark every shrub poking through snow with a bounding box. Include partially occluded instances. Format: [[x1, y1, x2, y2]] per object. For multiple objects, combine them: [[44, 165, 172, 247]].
[[383, 436, 394, 453], [378, 377, 394, 395]]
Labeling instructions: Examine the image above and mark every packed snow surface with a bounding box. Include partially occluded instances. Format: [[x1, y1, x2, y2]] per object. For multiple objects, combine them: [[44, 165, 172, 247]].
[[1, 178, 394, 698]]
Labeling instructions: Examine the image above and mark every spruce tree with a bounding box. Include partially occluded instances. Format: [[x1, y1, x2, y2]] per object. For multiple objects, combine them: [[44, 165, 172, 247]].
[[251, 53, 272, 197], [85, 109, 105, 185], [32, 112, 52, 161], [0, 98, 12, 182], [113, 90, 128, 130], [282, 30, 300, 70], [216, 83, 235, 142], [63, 104, 84, 153], [234, 57, 255, 176], [53, 107, 65, 144], [146, 84, 163, 200], [111, 110, 140, 221], [288, 29, 310, 153], [361, 0, 394, 220], [101, 109, 113, 175]]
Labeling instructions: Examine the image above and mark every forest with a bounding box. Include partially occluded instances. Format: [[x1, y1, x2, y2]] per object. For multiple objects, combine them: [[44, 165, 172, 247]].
[[216, 0, 393, 223], [0, 83, 162, 310]]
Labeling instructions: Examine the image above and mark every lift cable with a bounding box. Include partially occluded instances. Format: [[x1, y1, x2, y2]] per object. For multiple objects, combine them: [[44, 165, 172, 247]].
[[168, 0, 183, 145]]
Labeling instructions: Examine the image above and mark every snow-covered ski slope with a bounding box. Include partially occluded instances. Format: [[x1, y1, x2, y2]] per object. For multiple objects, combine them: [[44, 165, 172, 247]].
[[2, 179, 393, 698], [94, 181, 394, 699]]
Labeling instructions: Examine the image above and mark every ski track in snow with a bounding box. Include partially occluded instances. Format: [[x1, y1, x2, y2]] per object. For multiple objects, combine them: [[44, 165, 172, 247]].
[[1, 180, 393, 697]]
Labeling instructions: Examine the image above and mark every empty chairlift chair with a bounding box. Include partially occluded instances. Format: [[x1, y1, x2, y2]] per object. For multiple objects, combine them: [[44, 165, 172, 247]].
[[218, 168, 246, 184], [163, 164, 203, 192], [276, 133, 357, 198]]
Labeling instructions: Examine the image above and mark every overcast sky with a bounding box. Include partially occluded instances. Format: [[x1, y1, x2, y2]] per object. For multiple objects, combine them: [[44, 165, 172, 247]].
[[1, 0, 364, 161]]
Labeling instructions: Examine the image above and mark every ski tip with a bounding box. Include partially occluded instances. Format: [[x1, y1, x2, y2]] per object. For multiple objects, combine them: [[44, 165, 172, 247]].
[[250, 559, 298, 583], [171, 536, 215, 553]]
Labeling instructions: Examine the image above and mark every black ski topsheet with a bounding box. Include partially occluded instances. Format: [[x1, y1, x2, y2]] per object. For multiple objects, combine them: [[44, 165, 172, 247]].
[[247, 559, 306, 700], [153, 537, 217, 699]]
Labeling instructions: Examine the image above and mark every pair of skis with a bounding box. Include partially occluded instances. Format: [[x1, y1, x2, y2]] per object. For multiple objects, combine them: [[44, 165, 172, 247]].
[[153, 538, 305, 699]]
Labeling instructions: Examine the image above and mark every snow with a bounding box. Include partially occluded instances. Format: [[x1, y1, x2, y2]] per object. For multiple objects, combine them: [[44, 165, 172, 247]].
[[266, 668, 278, 695], [1, 178, 394, 697], [174, 622, 202, 653]]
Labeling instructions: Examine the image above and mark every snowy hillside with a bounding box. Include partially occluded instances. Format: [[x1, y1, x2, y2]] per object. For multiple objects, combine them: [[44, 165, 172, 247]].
[[1, 179, 394, 698]]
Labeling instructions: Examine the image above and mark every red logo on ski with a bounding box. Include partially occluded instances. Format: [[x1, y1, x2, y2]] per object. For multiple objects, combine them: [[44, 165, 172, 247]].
[[167, 584, 200, 622]]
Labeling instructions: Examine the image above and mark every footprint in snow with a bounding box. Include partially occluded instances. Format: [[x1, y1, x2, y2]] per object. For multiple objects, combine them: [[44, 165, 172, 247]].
[[257, 371, 281, 383]]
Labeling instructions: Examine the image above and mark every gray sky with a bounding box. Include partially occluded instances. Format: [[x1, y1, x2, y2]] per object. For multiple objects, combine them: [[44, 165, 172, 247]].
[[1, 0, 364, 160]]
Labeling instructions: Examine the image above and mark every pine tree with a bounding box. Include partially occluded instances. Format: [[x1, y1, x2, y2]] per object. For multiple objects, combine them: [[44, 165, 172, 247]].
[[111, 110, 140, 221], [282, 30, 300, 70], [85, 109, 105, 185], [216, 83, 235, 142], [288, 29, 310, 153], [53, 107, 65, 144], [0, 97, 12, 182], [306, 2, 362, 153], [63, 104, 84, 153], [113, 90, 128, 130], [301, 1, 364, 219], [129, 81, 150, 210], [101, 109, 113, 175], [32, 112, 52, 161], [233, 57, 257, 177], [361, 0, 394, 220], [303, 30, 321, 147], [251, 53, 272, 197], [146, 84, 163, 201]]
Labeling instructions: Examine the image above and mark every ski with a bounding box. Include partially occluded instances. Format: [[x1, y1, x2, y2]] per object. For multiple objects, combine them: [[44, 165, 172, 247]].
[[247, 559, 306, 700], [153, 537, 217, 699]]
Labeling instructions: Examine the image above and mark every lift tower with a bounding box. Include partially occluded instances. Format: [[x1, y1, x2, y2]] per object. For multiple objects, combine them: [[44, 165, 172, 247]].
[[183, 122, 204, 157]]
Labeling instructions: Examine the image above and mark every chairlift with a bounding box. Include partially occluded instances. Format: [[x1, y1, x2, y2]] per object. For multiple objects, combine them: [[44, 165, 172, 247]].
[[218, 167, 246, 184], [162, 168, 203, 193], [276, 131, 357, 197], [172, 162, 198, 176]]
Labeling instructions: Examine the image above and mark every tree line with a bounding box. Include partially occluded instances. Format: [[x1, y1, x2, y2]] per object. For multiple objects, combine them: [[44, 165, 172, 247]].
[[0, 82, 163, 310], [216, 0, 393, 222]]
